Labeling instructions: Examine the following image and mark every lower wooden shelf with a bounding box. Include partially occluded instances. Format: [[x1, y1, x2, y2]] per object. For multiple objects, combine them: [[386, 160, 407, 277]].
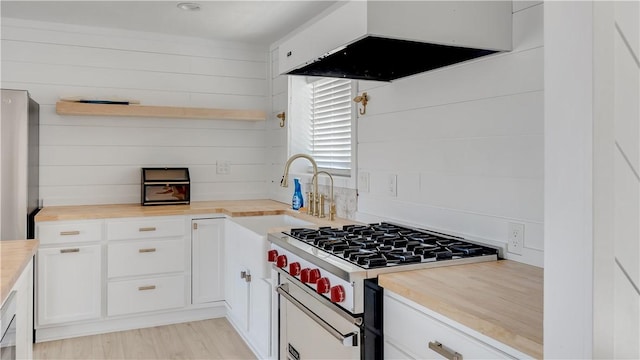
[[56, 101, 266, 121]]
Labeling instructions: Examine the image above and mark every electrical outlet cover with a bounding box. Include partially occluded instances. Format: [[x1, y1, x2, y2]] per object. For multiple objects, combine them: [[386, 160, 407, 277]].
[[507, 222, 524, 255], [216, 161, 231, 174]]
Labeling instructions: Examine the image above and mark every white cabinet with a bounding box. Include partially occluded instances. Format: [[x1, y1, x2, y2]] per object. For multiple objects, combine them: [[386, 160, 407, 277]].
[[36, 220, 103, 326], [11, 257, 34, 360], [191, 218, 224, 304], [36, 244, 102, 326], [224, 219, 272, 359], [106, 216, 187, 317], [384, 291, 525, 359], [34, 213, 227, 342]]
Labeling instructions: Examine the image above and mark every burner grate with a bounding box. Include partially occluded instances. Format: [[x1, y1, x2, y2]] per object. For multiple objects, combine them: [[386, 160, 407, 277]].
[[287, 222, 498, 269]]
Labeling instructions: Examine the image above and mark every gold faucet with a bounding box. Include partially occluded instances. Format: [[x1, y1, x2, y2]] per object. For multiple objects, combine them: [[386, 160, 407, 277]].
[[281, 154, 319, 216], [312, 170, 336, 221]]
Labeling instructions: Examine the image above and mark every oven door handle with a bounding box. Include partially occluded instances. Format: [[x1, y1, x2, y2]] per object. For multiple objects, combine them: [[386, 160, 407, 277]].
[[277, 284, 358, 347]]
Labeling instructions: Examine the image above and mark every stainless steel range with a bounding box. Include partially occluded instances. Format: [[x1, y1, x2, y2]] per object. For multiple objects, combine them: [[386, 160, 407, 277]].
[[268, 222, 500, 360]]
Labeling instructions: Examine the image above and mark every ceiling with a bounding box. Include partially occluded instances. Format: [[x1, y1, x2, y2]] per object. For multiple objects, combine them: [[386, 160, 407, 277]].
[[0, 1, 338, 46]]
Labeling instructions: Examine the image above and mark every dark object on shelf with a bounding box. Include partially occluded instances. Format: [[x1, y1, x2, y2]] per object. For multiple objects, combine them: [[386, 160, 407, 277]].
[[141, 168, 190, 206]]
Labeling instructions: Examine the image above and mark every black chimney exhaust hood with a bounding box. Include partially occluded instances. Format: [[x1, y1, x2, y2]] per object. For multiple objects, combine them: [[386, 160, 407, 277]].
[[287, 36, 499, 82], [277, 1, 512, 82]]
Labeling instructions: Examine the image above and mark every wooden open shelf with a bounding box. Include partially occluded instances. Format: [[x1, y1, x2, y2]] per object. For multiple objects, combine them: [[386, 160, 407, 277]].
[[56, 101, 266, 121]]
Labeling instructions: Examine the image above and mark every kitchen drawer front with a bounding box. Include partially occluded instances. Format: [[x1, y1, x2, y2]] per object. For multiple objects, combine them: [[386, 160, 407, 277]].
[[107, 275, 185, 316], [106, 217, 185, 241], [36, 220, 103, 245], [107, 239, 185, 278], [384, 292, 516, 360], [385, 340, 417, 360]]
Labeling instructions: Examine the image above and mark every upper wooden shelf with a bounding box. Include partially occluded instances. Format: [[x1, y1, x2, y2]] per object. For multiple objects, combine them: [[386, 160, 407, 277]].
[[55, 101, 266, 121]]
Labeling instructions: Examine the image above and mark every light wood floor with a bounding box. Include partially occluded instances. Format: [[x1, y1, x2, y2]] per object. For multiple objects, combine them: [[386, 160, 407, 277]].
[[34, 318, 256, 360]]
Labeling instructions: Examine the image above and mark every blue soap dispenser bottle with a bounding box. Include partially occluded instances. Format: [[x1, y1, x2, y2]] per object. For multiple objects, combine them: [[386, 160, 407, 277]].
[[292, 178, 304, 210]]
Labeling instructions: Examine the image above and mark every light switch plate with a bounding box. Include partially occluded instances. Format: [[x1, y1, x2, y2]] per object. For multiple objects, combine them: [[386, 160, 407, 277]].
[[358, 172, 370, 193], [388, 174, 397, 197]]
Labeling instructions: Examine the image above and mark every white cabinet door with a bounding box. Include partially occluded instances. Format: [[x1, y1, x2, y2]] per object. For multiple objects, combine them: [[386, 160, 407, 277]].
[[14, 258, 33, 360], [228, 262, 250, 331], [225, 219, 273, 359], [191, 218, 224, 304], [224, 220, 249, 328], [37, 245, 101, 326], [248, 277, 272, 358]]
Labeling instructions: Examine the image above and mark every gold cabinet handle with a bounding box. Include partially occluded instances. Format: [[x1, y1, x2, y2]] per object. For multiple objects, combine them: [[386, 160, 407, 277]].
[[138, 285, 156, 291], [139, 227, 156, 232], [428, 341, 463, 360], [138, 248, 157, 253], [60, 231, 80, 236], [60, 248, 80, 253]]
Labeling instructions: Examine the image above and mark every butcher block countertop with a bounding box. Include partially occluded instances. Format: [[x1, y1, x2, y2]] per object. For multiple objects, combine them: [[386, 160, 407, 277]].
[[34, 199, 359, 228], [378, 260, 543, 359], [1, 239, 39, 305]]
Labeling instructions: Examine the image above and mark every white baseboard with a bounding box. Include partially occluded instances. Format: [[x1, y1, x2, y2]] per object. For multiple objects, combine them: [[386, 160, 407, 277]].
[[35, 303, 226, 342]]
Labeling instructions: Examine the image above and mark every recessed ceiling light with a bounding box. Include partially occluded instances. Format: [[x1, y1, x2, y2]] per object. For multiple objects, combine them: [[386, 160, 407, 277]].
[[177, 2, 201, 11]]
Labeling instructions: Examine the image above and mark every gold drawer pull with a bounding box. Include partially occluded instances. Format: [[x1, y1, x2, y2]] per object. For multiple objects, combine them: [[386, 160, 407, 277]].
[[60, 231, 80, 236], [139, 227, 157, 232], [138, 285, 156, 291], [60, 248, 80, 253], [138, 248, 156, 253], [428, 341, 463, 360]]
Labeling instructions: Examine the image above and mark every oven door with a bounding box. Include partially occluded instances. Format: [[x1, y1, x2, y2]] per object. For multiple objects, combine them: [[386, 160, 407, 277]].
[[277, 275, 361, 360]]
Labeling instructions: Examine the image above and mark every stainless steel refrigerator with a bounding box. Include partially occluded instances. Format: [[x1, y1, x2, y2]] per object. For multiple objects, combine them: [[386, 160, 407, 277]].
[[1, 89, 40, 240]]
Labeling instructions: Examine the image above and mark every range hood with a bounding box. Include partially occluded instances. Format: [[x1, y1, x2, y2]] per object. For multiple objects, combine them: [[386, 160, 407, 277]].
[[277, 1, 512, 82]]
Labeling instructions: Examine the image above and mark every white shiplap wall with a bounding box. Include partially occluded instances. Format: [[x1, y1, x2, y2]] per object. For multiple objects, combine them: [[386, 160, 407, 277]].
[[355, 3, 544, 266], [267, 48, 289, 203], [1, 18, 270, 206], [611, 0, 639, 357]]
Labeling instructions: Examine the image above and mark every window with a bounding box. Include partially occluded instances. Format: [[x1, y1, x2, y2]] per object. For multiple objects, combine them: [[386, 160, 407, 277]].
[[309, 78, 353, 173], [289, 76, 356, 178]]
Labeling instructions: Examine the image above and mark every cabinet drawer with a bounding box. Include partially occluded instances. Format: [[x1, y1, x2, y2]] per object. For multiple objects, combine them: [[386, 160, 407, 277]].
[[107, 275, 185, 316], [384, 292, 516, 359], [107, 217, 185, 241], [36, 220, 103, 245], [108, 239, 185, 278]]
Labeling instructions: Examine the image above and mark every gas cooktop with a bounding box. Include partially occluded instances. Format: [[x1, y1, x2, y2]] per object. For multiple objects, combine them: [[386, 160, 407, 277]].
[[285, 222, 499, 270]]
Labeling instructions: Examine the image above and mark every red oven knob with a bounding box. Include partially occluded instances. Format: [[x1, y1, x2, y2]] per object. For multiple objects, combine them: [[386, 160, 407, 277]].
[[276, 254, 288, 268], [330, 285, 346, 303], [308, 269, 321, 284], [317, 277, 331, 294], [300, 268, 311, 283], [267, 249, 278, 262], [289, 262, 301, 276]]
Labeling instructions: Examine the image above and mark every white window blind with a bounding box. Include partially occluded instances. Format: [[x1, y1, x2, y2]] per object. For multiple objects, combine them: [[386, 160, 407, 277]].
[[309, 78, 353, 172]]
